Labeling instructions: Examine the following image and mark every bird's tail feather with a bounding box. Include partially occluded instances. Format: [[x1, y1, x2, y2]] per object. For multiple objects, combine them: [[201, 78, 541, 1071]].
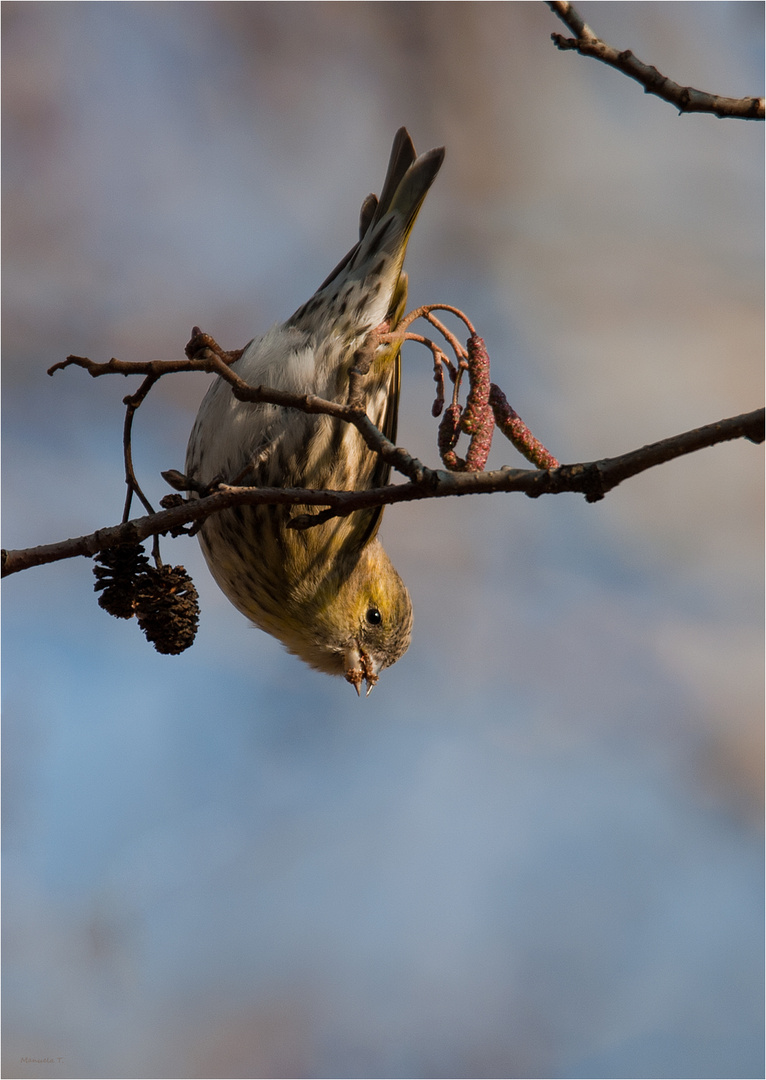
[[314, 128, 444, 294]]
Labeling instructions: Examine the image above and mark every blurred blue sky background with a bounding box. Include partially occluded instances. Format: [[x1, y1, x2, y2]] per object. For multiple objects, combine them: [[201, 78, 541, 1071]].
[[3, 3, 763, 1078]]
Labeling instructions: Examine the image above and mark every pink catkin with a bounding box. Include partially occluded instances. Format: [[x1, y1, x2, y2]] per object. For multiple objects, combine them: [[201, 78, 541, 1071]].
[[489, 384, 560, 469], [432, 359, 446, 417], [438, 403, 466, 471], [464, 411, 494, 471], [461, 334, 493, 470], [460, 334, 491, 435]]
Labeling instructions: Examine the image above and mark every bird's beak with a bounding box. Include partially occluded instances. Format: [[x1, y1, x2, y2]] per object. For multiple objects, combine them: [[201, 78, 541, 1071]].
[[364, 656, 381, 696], [344, 646, 380, 696], [345, 645, 364, 695]]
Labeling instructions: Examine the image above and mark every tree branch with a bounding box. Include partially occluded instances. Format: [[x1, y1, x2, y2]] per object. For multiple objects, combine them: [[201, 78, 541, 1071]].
[[4, 408, 762, 578], [547, 0, 765, 120], [52, 348, 436, 487]]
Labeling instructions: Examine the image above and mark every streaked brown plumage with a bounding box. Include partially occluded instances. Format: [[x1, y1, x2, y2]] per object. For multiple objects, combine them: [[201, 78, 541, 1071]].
[[186, 129, 444, 692]]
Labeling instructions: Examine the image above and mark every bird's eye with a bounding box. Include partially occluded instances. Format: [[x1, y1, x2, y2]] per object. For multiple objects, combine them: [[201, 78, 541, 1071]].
[[365, 606, 382, 626]]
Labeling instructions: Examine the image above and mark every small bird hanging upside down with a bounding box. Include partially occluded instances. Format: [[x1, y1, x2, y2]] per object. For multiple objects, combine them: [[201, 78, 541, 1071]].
[[186, 129, 445, 694]]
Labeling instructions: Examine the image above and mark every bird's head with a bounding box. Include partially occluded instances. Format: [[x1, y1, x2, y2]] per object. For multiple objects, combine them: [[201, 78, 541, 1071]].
[[281, 539, 412, 695]]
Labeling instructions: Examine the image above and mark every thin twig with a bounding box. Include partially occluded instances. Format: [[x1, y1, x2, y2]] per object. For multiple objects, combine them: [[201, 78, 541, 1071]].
[[547, 0, 765, 120], [121, 394, 156, 521], [392, 304, 474, 362], [51, 348, 435, 486]]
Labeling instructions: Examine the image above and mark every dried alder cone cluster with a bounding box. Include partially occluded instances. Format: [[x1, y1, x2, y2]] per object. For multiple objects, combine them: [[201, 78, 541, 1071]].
[[93, 542, 199, 655]]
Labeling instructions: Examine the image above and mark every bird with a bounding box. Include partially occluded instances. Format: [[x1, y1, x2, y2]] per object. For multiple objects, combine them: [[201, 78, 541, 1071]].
[[185, 128, 444, 694]]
